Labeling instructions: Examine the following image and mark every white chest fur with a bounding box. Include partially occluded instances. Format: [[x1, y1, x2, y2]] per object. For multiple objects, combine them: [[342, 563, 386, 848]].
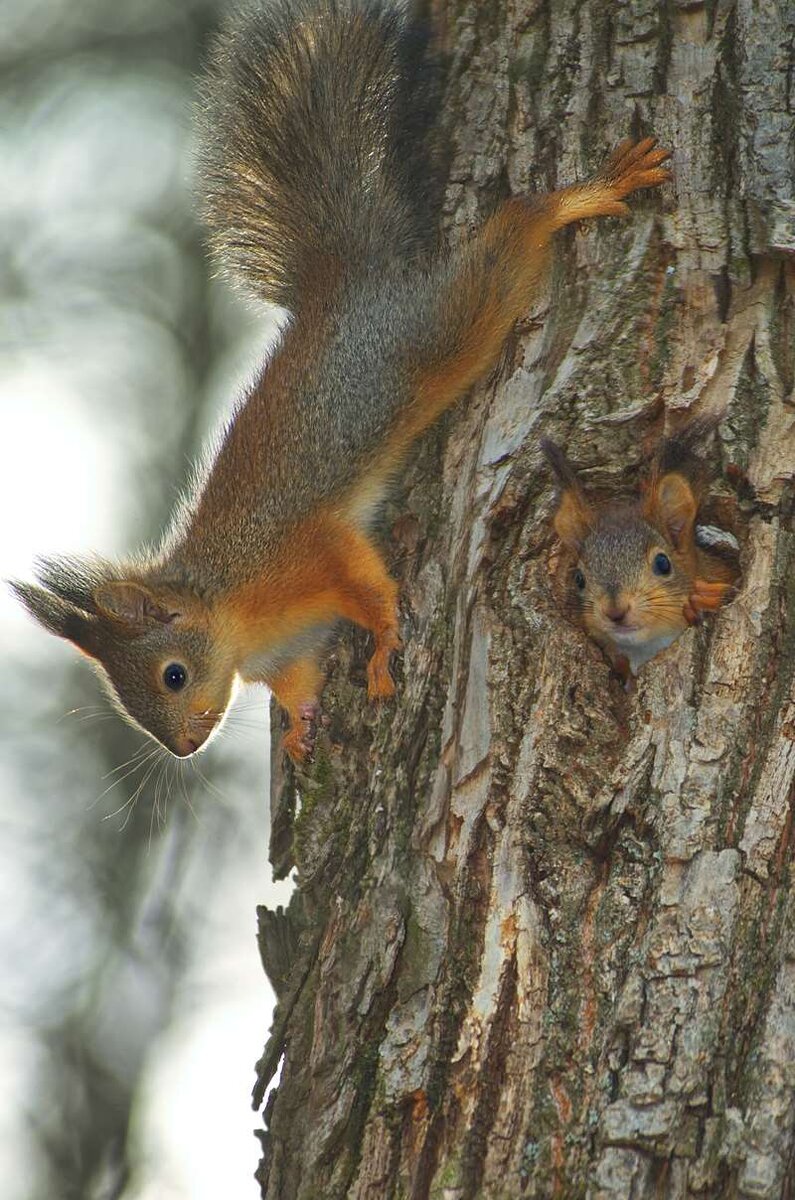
[[622, 629, 679, 675]]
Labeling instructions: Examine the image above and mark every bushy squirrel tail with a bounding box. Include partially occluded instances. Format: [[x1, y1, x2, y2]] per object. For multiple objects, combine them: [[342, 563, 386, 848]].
[[199, 0, 443, 312]]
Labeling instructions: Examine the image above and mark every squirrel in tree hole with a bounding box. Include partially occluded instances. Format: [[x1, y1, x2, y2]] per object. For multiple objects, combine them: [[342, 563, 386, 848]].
[[12, 0, 671, 763], [541, 421, 740, 682]]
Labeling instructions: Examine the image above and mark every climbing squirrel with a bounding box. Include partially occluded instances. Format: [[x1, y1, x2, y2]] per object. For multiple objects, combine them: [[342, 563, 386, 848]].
[[13, 0, 671, 762], [541, 423, 739, 680]]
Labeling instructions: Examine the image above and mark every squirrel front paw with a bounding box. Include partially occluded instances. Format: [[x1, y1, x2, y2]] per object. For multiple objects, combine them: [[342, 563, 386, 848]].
[[683, 579, 734, 626], [282, 701, 319, 763]]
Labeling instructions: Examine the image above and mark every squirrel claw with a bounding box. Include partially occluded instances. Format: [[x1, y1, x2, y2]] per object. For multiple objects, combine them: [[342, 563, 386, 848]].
[[282, 728, 309, 764], [600, 136, 672, 201], [283, 702, 320, 763]]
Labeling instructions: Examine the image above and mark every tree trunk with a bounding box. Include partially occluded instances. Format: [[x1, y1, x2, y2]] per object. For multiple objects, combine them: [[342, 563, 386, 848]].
[[254, 1, 795, 1197]]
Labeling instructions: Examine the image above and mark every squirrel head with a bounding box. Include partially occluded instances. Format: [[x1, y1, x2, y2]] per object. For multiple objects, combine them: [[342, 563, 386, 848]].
[[12, 559, 235, 757], [541, 435, 707, 672]]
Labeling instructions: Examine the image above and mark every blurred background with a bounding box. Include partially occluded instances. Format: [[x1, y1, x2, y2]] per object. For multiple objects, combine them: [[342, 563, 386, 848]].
[[1, 2, 291, 1196]]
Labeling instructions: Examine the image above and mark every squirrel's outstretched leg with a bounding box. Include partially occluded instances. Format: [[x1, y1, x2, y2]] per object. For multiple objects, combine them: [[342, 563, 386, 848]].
[[544, 137, 671, 228], [389, 138, 670, 453], [325, 523, 402, 699], [267, 656, 324, 763]]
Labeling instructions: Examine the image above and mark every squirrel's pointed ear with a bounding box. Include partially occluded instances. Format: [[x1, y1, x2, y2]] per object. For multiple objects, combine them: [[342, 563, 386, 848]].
[[93, 581, 178, 627], [645, 472, 697, 549], [10, 581, 99, 658], [553, 490, 594, 549], [540, 437, 594, 549], [648, 470, 696, 549]]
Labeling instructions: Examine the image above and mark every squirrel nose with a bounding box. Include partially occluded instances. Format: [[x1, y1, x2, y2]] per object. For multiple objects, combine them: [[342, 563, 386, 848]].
[[173, 731, 209, 758], [605, 603, 629, 624]]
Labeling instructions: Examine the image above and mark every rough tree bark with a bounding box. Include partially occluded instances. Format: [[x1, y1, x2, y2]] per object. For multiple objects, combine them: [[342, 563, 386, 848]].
[[253, 2, 795, 1197]]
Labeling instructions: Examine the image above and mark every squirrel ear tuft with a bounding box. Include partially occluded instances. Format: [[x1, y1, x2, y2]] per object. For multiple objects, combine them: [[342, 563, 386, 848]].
[[541, 437, 594, 549], [93, 582, 178, 627], [645, 472, 697, 548], [10, 581, 99, 658], [34, 555, 104, 615]]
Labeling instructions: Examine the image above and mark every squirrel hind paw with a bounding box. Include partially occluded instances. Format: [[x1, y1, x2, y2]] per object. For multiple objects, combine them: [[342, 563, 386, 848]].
[[601, 136, 672, 198]]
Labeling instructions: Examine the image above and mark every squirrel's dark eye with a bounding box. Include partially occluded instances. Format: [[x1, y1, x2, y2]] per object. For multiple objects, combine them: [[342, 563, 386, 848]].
[[163, 663, 187, 692], [574, 569, 586, 591], [653, 553, 672, 576]]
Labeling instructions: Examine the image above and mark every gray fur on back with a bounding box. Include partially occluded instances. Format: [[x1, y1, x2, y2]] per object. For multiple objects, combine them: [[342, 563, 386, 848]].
[[170, 265, 446, 575]]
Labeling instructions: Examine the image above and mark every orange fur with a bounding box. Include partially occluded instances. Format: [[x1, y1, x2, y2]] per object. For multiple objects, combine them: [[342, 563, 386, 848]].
[[219, 511, 401, 759], [269, 656, 325, 762], [223, 514, 399, 659]]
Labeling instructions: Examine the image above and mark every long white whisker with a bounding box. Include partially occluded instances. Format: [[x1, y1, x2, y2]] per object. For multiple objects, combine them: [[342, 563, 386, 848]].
[[148, 759, 167, 849], [91, 747, 160, 810], [101, 742, 151, 781], [155, 757, 170, 830], [103, 751, 162, 825], [190, 757, 229, 809], [219, 716, 268, 731], [178, 761, 201, 825], [122, 752, 165, 831], [57, 705, 107, 724]]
